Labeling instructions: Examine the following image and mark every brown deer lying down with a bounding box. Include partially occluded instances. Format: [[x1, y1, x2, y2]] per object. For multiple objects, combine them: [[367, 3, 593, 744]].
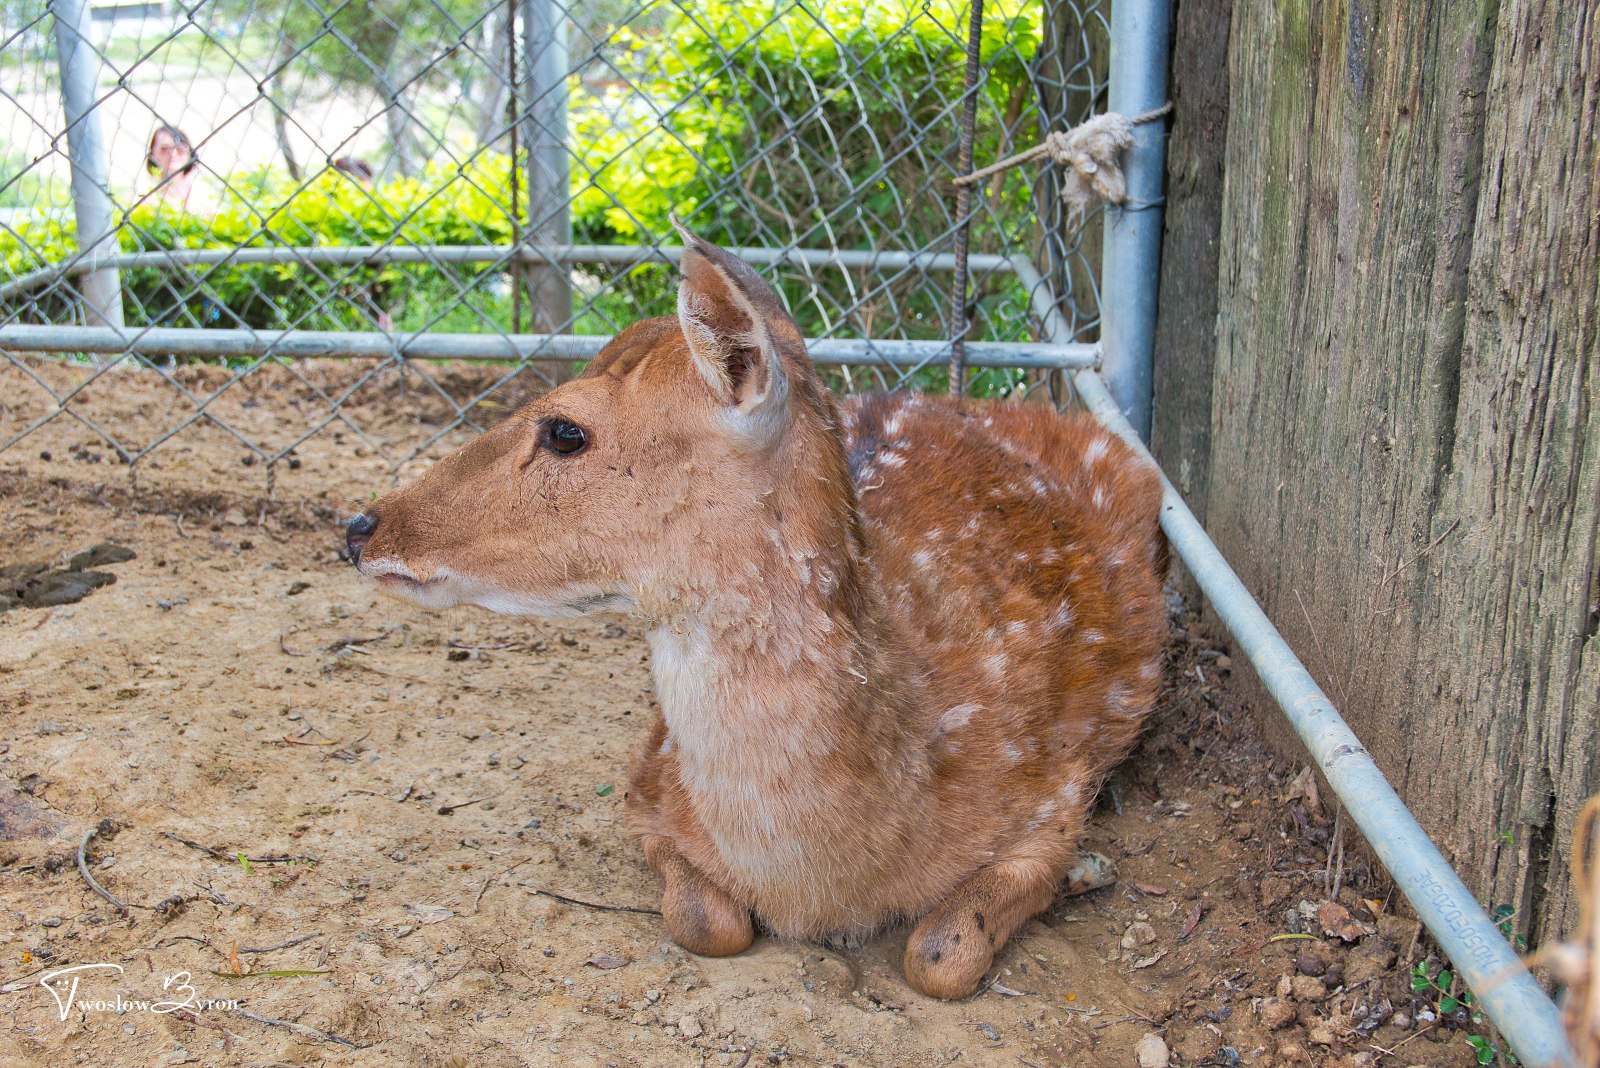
[[345, 224, 1168, 999]]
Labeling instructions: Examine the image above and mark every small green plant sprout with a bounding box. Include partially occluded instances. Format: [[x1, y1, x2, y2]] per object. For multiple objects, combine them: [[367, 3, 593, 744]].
[[1464, 1035, 1501, 1066], [1492, 903, 1528, 952], [595, 783, 615, 797], [1411, 962, 1482, 1020], [237, 852, 253, 875], [1495, 828, 1516, 846]]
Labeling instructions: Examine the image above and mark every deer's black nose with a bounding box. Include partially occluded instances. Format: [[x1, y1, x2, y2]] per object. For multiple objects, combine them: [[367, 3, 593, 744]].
[[346, 513, 377, 563]]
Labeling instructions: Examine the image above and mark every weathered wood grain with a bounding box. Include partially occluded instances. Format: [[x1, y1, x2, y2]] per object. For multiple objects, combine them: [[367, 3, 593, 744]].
[[1151, 0, 1233, 524], [1183, 0, 1597, 945]]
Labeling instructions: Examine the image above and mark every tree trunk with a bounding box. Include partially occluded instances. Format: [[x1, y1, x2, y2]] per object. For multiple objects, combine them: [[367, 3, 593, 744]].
[[1149, 0, 1232, 530], [475, 5, 514, 150]]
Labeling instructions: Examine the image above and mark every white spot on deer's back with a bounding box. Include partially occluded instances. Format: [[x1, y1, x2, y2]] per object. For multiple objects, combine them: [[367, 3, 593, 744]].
[[1080, 628, 1105, 644], [1083, 436, 1110, 466], [1140, 657, 1162, 681], [984, 652, 1009, 678], [911, 549, 934, 569], [1048, 602, 1075, 631], [938, 702, 981, 733], [880, 451, 906, 469], [1026, 798, 1058, 831], [817, 566, 839, 596], [1001, 741, 1022, 765], [1005, 620, 1030, 637], [1105, 681, 1141, 718], [1092, 486, 1108, 510]]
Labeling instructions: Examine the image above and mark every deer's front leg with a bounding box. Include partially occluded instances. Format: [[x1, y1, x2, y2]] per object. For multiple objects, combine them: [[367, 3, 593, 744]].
[[903, 858, 1057, 999], [642, 835, 754, 958]]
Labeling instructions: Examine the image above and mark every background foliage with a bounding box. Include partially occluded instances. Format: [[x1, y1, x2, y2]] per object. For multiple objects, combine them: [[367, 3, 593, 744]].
[[3, 0, 1047, 377]]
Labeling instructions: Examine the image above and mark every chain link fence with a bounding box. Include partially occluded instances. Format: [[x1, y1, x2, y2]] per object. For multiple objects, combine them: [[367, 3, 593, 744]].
[[0, 0, 1109, 473]]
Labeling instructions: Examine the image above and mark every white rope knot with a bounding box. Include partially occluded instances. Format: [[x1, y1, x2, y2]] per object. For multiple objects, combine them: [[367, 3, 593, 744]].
[[953, 102, 1172, 217], [1042, 112, 1136, 215]]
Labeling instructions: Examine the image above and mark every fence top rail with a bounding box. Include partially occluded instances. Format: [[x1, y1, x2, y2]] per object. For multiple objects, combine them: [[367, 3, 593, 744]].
[[0, 324, 1099, 370], [0, 244, 1020, 302]]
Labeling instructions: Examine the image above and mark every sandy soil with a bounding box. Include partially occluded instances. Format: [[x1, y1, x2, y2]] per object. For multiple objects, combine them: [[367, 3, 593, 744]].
[[0, 358, 1492, 1067]]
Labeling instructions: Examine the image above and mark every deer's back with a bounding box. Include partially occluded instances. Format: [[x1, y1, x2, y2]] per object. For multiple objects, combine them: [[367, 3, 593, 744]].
[[843, 392, 1167, 784]]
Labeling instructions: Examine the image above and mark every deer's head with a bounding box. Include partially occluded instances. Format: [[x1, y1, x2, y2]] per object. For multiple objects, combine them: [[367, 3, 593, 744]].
[[346, 224, 855, 620]]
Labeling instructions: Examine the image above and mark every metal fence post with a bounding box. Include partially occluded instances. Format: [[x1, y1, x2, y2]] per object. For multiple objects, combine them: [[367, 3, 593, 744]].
[[1098, 0, 1170, 440], [50, 0, 124, 330], [519, 0, 572, 335]]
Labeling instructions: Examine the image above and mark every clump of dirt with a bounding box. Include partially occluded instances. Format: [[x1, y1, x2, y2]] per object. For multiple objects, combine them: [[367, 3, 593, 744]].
[[0, 357, 1496, 1067], [0, 544, 136, 613]]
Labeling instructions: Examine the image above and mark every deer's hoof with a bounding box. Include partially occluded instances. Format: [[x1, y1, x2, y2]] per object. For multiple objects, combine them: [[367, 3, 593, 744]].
[[1061, 850, 1117, 897], [662, 879, 754, 958], [903, 909, 997, 999]]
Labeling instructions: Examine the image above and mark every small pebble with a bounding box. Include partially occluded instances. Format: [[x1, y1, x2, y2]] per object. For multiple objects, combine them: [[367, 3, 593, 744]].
[[1290, 974, 1327, 1002], [1274, 1040, 1309, 1064], [977, 1022, 1000, 1041], [645, 989, 662, 1003], [1121, 922, 1157, 949], [1135, 1032, 1170, 1068], [1295, 951, 1326, 976], [677, 1014, 703, 1039], [1390, 1011, 1413, 1030], [1258, 998, 1296, 1031]]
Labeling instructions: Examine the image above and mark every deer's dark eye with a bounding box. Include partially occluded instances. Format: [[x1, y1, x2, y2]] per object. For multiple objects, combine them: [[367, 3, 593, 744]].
[[545, 418, 588, 456]]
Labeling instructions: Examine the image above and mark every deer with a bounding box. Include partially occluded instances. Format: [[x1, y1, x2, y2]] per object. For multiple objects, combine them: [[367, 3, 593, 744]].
[[344, 223, 1168, 999]]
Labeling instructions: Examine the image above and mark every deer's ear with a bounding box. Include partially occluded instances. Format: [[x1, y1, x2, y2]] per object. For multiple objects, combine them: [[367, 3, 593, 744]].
[[673, 218, 791, 434]]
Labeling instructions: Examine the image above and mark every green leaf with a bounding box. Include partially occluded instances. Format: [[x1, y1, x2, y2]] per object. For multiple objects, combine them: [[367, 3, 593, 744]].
[[237, 852, 252, 875], [1438, 969, 1453, 989], [595, 783, 614, 797], [1411, 975, 1431, 992], [1439, 996, 1458, 1013]]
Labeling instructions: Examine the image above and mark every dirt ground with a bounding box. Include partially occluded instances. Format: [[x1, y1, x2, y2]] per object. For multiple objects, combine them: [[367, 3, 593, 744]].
[[0, 358, 1497, 1067]]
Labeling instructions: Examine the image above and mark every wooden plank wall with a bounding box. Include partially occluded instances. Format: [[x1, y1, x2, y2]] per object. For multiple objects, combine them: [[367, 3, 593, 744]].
[[1154, 0, 1598, 945]]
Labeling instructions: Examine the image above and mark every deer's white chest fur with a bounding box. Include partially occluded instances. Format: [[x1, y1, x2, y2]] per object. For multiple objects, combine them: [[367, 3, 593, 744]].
[[647, 618, 840, 890]]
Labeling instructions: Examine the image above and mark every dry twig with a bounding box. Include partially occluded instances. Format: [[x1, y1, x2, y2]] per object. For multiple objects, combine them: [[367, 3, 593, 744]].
[[523, 886, 662, 916], [234, 1007, 358, 1048], [77, 821, 130, 915], [160, 831, 311, 866]]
